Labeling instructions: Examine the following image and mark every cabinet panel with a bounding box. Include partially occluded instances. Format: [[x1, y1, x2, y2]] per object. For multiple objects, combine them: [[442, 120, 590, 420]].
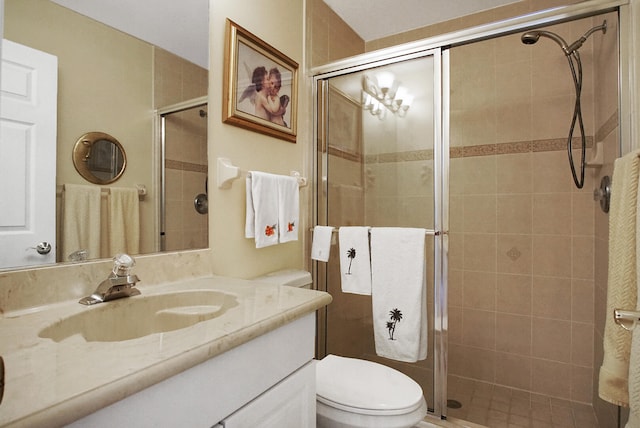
[[221, 361, 315, 428]]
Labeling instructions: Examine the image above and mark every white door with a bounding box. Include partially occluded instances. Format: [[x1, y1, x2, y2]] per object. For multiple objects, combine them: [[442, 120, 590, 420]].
[[0, 39, 58, 269]]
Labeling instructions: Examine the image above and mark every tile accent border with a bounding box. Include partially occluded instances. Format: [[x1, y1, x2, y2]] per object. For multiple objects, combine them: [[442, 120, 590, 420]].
[[166, 159, 208, 173], [335, 110, 617, 165]]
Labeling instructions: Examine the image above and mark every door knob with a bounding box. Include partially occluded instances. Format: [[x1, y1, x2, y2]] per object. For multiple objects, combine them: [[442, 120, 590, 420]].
[[31, 242, 52, 255]]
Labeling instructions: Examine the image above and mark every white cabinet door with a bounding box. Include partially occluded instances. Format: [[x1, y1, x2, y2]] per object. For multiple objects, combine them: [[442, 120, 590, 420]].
[[0, 39, 58, 269], [220, 361, 316, 428]]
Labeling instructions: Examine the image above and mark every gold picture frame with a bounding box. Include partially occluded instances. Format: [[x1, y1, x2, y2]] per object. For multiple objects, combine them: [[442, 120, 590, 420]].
[[223, 19, 298, 143]]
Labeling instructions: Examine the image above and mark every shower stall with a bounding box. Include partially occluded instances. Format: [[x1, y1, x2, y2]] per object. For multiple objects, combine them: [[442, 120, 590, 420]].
[[157, 97, 209, 252], [313, 6, 621, 427]]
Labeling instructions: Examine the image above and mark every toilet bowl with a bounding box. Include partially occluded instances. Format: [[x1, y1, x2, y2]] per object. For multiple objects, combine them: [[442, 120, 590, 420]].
[[316, 354, 427, 428], [253, 270, 427, 428]]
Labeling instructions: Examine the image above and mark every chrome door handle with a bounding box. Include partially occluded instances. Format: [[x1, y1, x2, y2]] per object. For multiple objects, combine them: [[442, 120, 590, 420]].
[[31, 242, 52, 255]]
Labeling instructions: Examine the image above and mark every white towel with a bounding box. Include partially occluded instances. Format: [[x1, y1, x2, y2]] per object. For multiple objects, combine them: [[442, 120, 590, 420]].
[[599, 151, 640, 407], [245, 171, 279, 248], [338, 227, 372, 295], [278, 175, 299, 243], [311, 226, 334, 262], [108, 187, 140, 255], [62, 184, 101, 261], [371, 227, 428, 363]]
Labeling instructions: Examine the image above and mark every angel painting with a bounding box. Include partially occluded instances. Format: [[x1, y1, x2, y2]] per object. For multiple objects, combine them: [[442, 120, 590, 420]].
[[223, 19, 298, 143], [238, 63, 290, 128]]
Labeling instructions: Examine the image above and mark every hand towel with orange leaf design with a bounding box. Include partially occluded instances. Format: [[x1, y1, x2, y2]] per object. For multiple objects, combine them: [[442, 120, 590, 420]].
[[245, 171, 279, 248], [277, 174, 299, 243]]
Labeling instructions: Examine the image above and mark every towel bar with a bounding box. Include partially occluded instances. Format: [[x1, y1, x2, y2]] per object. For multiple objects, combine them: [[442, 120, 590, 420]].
[[57, 184, 147, 199], [216, 157, 307, 189], [614, 308, 640, 330], [310, 227, 444, 236]]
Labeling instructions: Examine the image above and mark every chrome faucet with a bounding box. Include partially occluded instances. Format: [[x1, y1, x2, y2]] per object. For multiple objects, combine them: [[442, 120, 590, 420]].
[[79, 254, 141, 305]]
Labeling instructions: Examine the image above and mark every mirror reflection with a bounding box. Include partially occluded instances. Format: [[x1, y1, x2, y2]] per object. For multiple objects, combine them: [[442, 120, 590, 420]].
[[1, 0, 209, 270]]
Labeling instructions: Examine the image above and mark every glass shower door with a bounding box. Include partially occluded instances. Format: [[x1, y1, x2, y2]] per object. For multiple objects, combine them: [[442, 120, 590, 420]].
[[315, 48, 447, 417]]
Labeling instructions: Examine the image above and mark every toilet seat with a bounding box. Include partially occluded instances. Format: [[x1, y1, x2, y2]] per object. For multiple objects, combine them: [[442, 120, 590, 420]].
[[316, 354, 425, 416]]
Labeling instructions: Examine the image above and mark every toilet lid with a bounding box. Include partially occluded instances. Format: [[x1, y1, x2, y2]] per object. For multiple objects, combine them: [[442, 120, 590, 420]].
[[316, 354, 425, 415]]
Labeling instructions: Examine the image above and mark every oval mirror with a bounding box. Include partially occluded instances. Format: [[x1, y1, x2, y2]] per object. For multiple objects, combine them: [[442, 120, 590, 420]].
[[72, 132, 127, 184]]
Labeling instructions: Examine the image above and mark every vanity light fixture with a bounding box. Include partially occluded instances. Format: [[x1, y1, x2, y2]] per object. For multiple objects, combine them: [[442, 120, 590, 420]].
[[362, 73, 414, 119]]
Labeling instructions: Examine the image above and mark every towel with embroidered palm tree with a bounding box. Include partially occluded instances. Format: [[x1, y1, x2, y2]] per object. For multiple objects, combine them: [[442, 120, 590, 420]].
[[371, 227, 428, 363], [338, 226, 372, 295]]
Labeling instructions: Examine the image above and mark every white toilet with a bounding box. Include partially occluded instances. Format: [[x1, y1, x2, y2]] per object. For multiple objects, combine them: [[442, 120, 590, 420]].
[[254, 270, 428, 428]]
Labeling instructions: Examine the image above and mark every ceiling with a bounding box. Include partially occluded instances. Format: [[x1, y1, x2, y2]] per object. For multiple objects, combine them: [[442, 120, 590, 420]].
[[51, 0, 209, 69], [47, 0, 524, 71], [322, 0, 524, 41]]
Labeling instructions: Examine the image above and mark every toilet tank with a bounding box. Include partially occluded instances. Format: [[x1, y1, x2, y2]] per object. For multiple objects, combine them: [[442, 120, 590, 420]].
[[253, 269, 313, 289]]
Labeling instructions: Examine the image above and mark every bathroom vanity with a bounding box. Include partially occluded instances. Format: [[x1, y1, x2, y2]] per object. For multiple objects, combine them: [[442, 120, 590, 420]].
[[0, 275, 331, 427]]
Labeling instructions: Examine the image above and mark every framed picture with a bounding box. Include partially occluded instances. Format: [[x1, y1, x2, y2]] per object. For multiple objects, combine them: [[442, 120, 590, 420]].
[[328, 86, 362, 162], [223, 19, 298, 143]]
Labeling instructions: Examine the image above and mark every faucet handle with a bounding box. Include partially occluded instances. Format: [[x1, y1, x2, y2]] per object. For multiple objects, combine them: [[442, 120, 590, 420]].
[[112, 253, 135, 276]]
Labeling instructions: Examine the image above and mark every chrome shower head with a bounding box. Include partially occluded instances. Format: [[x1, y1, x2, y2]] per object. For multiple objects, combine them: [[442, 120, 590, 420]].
[[520, 30, 569, 53], [521, 20, 607, 55]]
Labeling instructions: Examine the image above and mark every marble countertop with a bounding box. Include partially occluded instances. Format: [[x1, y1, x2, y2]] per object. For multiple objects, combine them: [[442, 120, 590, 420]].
[[0, 276, 331, 427]]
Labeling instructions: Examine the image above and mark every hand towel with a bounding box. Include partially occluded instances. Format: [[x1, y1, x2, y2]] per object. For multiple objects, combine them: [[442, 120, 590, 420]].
[[338, 226, 372, 295], [599, 150, 640, 407], [245, 171, 279, 248], [311, 226, 334, 262], [278, 175, 299, 243], [370, 227, 428, 363], [62, 184, 101, 261], [108, 187, 140, 255]]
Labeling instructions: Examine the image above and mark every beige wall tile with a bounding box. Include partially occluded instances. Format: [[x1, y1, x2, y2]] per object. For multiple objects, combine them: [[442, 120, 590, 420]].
[[497, 194, 532, 234], [496, 313, 531, 355], [497, 153, 533, 194], [532, 359, 571, 399], [463, 309, 496, 350], [532, 235, 572, 277], [464, 195, 497, 233], [532, 275, 571, 320], [464, 233, 497, 271], [495, 352, 532, 390], [497, 273, 532, 315], [463, 271, 496, 311], [497, 234, 532, 275], [571, 321, 594, 368], [572, 279, 595, 323], [532, 193, 572, 236], [532, 317, 571, 362]]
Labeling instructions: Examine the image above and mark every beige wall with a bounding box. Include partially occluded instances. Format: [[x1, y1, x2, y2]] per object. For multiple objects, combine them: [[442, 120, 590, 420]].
[[5, 0, 155, 257], [208, 0, 307, 278], [306, 0, 365, 68]]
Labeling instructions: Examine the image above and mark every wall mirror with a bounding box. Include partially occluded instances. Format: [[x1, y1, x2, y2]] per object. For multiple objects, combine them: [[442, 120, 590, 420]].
[[72, 132, 126, 185], [1, 0, 209, 270]]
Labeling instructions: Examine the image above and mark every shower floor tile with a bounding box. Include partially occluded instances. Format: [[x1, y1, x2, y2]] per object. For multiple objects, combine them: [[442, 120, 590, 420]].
[[440, 375, 600, 427]]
